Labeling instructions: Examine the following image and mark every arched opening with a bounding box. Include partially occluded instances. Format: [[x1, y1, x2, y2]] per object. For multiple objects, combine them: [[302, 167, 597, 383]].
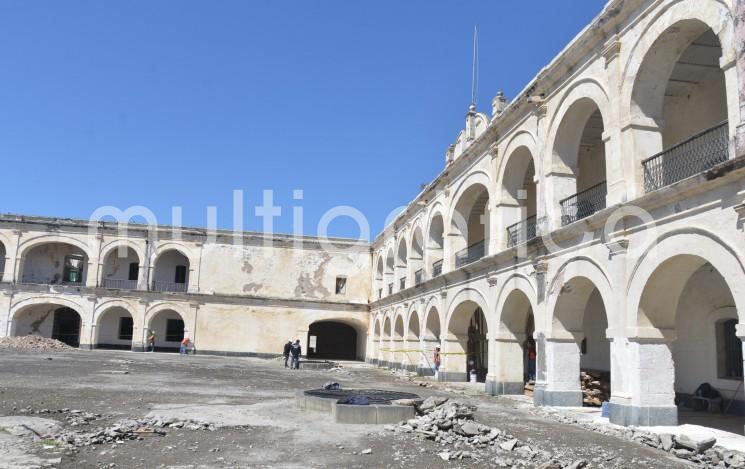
[[410, 227, 424, 285], [548, 277, 610, 407], [496, 289, 536, 395], [632, 22, 730, 191], [451, 184, 490, 268], [393, 314, 405, 369], [382, 316, 392, 367], [12, 305, 82, 348], [152, 250, 189, 293], [384, 249, 394, 296], [405, 311, 421, 371], [446, 300, 488, 382], [102, 247, 140, 290], [374, 255, 384, 300], [422, 306, 441, 375], [501, 147, 538, 247], [428, 214, 444, 277], [372, 318, 381, 363], [396, 238, 408, 291], [637, 255, 742, 432], [552, 100, 607, 225], [0, 241, 7, 282], [147, 309, 185, 352], [96, 307, 134, 350], [307, 321, 358, 360], [21, 243, 88, 285]]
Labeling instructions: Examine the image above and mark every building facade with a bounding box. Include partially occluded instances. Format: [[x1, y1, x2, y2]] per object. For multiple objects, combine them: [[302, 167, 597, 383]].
[[0, 215, 370, 359], [368, 0, 745, 427]]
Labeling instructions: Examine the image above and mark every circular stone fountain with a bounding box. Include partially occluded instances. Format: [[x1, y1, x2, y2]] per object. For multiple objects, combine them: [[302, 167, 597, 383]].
[[296, 389, 421, 424]]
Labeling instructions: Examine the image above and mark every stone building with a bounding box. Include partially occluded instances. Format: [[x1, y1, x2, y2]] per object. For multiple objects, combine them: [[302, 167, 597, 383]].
[[0, 214, 370, 359], [368, 0, 745, 427]]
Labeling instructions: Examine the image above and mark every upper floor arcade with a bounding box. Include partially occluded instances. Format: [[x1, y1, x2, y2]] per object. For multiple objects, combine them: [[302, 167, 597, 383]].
[[372, 0, 743, 300], [0, 215, 371, 305]]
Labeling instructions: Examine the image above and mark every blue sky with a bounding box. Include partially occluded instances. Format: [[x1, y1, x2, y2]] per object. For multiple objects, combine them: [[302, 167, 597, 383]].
[[0, 1, 604, 239]]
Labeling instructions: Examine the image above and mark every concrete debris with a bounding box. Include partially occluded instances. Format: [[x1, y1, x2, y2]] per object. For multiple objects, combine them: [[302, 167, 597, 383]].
[[580, 370, 610, 407], [532, 406, 745, 467], [0, 335, 76, 352], [361, 448, 372, 455]]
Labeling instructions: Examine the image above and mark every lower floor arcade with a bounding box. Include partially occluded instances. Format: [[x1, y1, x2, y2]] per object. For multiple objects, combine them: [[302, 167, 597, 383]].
[[369, 231, 745, 431]]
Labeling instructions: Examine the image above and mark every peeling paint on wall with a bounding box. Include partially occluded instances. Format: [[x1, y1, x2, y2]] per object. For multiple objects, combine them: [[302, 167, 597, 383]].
[[294, 252, 332, 298]]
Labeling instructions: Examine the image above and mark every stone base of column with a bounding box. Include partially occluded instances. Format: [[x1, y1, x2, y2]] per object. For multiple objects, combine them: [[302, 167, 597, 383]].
[[378, 360, 388, 368], [78, 343, 93, 350], [533, 384, 582, 407], [608, 403, 678, 427], [485, 380, 524, 396], [417, 367, 435, 377], [403, 364, 417, 372], [131, 344, 146, 352], [438, 371, 467, 382]]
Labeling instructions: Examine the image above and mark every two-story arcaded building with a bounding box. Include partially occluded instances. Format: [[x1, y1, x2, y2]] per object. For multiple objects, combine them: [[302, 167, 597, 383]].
[[368, 0, 745, 428], [0, 214, 370, 359]]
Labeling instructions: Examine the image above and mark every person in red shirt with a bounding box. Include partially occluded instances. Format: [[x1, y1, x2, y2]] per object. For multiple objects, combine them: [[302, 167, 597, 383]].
[[180, 337, 191, 355], [433, 346, 441, 372], [526, 338, 536, 383]]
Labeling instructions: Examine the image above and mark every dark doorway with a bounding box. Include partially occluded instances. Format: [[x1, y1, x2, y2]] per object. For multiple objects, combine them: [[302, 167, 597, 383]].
[[307, 321, 357, 360], [52, 307, 81, 347], [467, 307, 488, 382]]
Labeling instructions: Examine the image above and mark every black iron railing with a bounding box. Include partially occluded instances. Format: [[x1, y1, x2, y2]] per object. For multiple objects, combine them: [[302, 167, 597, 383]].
[[560, 181, 607, 226], [454, 240, 486, 268], [414, 269, 423, 285], [643, 121, 729, 192], [388, 283, 393, 295], [399, 277, 406, 291], [432, 259, 443, 278], [506, 215, 538, 248], [152, 281, 187, 293]]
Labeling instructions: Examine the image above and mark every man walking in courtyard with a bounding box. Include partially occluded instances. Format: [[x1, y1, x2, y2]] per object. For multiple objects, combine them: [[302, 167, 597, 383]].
[[290, 339, 302, 369], [283, 340, 292, 367], [433, 346, 441, 374], [147, 330, 156, 352]]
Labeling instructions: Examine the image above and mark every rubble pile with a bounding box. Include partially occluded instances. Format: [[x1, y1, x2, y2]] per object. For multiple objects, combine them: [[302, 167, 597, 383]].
[[51, 416, 215, 450], [0, 335, 76, 351], [535, 407, 745, 467], [32, 408, 104, 426], [388, 396, 587, 467], [580, 371, 610, 407]]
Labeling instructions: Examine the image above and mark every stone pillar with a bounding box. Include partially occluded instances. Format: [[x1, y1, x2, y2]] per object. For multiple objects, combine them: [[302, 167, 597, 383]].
[[608, 337, 677, 426], [5, 229, 22, 284], [132, 299, 148, 352], [534, 337, 583, 407], [487, 333, 526, 396], [735, 0, 745, 158], [419, 333, 439, 376], [602, 39, 626, 206], [543, 171, 575, 231], [78, 295, 98, 350], [439, 333, 468, 382], [443, 231, 459, 273], [0, 292, 11, 337]]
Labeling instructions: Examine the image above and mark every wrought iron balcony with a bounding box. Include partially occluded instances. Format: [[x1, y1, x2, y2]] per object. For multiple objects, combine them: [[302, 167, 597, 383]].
[[102, 278, 138, 290], [506, 215, 538, 248], [454, 240, 486, 268], [643, 121, 729, 193], [399, 277, 406, 291], [560, 181, 607, 226], [414, 268, 424, 286], [431, 259, 443, 278], [152, 281, 187, 293]]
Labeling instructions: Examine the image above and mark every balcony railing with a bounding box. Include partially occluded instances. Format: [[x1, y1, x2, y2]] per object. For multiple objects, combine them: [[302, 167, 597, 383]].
[[560, 181, 607, 226], [506, 215, 538, 248], [432, 259, 443, 278], [102, 278, 138, 290], [643, 121, 729, 193], [414, 269, 424, 286], [388, 283, 393, 295], [399, 277, 406, 291], [454, 240, 486, 268], [152, 281, 187, 293]]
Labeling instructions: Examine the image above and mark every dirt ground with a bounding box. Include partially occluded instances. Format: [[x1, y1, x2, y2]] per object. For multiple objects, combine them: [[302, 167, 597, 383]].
[[0, 350, 689, 468]]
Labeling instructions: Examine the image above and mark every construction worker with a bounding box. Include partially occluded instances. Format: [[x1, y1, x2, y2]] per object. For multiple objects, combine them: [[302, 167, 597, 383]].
[[290, 339, 302, 369], [282, 340, 292, 367]]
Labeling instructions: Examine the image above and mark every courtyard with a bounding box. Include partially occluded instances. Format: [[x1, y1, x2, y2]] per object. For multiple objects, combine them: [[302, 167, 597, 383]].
[[0, 348, 711, 468]]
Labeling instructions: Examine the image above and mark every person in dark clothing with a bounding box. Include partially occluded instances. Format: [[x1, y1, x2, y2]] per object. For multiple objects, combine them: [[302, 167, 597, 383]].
[[290, 339, 302, 369], [282, 340, 292, 368]]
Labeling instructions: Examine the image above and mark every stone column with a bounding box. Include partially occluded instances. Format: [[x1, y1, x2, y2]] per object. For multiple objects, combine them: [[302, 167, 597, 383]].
[[534, 336, 583, 407], [419, 333, 439, 376], [736, 0, 745, 158], [487, 333, 526, 396], [608, 337, 677, 426], [5, 229, 22, 284], [440, 333, 468, 382], [0, 292, 11, 337], [78, 295, 98, 350], [131, 299, 148, 352], [443, 231, 460, 273], [543, 171, 575, 231]]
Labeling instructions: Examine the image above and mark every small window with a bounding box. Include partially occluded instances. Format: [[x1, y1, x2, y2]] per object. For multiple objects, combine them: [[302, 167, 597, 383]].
[[717, 319, 743, 379], [174, 265, 187, 284], [165, 319, 185, 342], [335, 276, 347, 295], [118, 317, 134, 341], [128, 263, 139, 281]]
